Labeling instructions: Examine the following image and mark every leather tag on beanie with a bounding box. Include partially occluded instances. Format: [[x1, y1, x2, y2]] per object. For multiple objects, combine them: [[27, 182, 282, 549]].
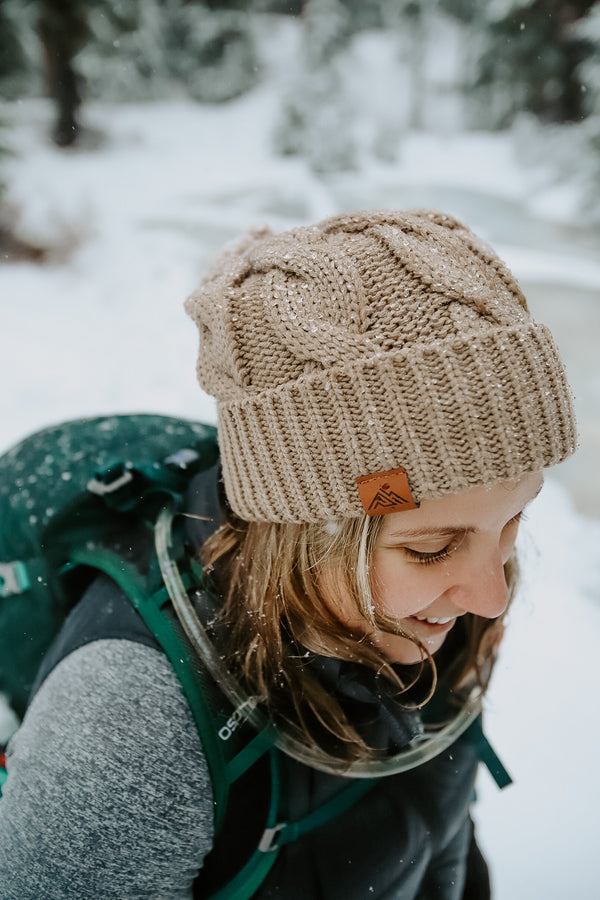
[[356, 468, 419, 516]]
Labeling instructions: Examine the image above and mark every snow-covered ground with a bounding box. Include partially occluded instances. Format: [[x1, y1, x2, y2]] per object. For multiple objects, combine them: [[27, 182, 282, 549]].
[[1, 19, 600, 899]]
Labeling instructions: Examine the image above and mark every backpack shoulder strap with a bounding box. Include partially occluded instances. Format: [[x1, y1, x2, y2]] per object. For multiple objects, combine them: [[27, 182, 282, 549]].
[[206, 751, 379, 900], [152, 507, 381, 900]]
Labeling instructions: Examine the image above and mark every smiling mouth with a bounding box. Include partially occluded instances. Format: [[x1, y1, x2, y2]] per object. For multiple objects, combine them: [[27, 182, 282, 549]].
[[413, 615, 454, 624], [408, 615, 457, 635]]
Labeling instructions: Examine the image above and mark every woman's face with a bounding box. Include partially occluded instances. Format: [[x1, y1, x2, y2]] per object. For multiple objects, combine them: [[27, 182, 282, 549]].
[[368, 471, 543, 664]]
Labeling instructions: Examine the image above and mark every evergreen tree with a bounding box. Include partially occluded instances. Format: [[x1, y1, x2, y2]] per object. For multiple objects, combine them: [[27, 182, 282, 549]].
[[472, 0, 595, 128], [168, 2, 259, 103], [0, 1, 41, 100], [577, 0, 600, 113], [339, 0, 387, 29], [380, 0, 436, 131], [0, 1, 29, 98], [247, 0, 306, 13], [273, 0, 357, 173], [79, 0, 173, 101], [0, 0, 260, 106], [76, 0, 259, 103], [573, 1, 600, 219]]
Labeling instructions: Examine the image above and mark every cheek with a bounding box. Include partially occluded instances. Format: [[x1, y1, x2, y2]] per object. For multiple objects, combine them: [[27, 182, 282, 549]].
[[370, 553, 445, 619]]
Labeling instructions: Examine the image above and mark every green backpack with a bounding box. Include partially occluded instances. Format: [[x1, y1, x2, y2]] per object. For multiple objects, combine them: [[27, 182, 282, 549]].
[[0, 414, 219, 715], [0, 413, 378, 900]]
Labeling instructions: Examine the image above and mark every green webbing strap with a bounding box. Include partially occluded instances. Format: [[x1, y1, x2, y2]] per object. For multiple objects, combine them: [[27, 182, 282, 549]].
[[226, 726, 277, 784], [70, 546, 231, 833], [266, 775, 377, 851], [211, 759, 378, 900], [465, 716, 513, 789], [209, 749, 282, 900]]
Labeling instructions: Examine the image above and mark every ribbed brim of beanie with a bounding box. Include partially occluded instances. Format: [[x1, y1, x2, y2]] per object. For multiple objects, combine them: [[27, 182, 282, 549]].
[[186, 210, 578, 523]]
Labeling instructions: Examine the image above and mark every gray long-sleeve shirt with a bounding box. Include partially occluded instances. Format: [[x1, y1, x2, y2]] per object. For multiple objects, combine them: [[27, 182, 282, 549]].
[[0, 638, 214, 899]]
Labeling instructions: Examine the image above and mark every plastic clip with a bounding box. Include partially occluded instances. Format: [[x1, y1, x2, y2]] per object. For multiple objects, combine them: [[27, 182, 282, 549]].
[[258, 822, 287, 853], [87, 465, 134, 497], [163, 448, 200, 471], [0, 561, 31, 597]]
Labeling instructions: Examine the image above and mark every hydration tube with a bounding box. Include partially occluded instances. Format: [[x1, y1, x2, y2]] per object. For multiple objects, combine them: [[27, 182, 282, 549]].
[[155, 505, 483, 778]]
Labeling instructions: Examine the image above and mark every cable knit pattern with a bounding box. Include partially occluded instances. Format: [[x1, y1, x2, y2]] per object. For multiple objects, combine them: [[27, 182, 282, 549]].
[[185, 209, 578, 522]]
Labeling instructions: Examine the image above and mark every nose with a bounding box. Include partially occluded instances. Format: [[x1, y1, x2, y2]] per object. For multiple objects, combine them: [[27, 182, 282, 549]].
[[451, 547, 509, 620]]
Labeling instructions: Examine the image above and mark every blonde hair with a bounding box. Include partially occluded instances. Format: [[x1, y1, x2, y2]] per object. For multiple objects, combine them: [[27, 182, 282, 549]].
[[200, 511, 517, 762]]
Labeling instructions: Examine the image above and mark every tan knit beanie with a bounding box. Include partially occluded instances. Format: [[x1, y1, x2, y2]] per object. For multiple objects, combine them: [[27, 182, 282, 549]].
[[185, 209, 577, 523]]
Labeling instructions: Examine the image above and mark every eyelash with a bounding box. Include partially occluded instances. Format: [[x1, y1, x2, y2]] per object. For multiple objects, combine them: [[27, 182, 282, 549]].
[[403, 546, 454, 566], [403, 511, 527, 567]]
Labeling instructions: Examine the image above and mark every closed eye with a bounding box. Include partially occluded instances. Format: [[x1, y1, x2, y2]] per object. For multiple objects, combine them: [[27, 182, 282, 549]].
[[402, 511, 526, 566], [402, 545, 454, 566]]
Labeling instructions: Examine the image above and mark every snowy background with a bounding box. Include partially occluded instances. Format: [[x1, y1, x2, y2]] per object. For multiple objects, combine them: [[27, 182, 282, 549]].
[[1, 6, 600, 898]]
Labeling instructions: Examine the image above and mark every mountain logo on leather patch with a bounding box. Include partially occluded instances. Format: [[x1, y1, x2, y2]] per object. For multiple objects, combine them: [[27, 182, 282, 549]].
[[356, 467, 419, 516]]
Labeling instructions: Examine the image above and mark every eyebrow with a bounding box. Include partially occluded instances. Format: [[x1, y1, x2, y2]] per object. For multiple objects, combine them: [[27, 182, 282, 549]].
[[387, 479, 545, 539], [388, 525, 475, 539]]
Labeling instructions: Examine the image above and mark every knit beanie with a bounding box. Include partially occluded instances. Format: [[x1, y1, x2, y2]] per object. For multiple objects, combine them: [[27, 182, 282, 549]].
[[185, 209, 577, 523]]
